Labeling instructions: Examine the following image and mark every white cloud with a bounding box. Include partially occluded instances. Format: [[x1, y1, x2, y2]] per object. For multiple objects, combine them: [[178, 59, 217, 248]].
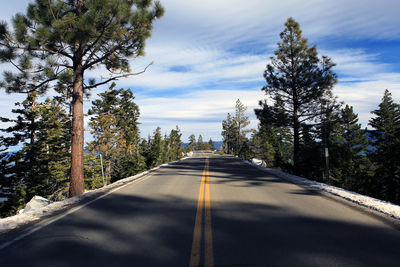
[[1, 0, 400, 144], [334, 76, 400, 127], [136, 89, 265, 140]]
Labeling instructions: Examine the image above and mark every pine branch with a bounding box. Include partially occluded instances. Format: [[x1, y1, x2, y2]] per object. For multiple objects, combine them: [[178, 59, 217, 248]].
[[84, 61, 153, 90]]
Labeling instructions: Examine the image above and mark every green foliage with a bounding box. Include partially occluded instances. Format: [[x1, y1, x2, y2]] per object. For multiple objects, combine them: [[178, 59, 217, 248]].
[[0, 94, 70, 217], [148, 127, 163, 167], [84, 153, 107, 190], [368, 90, 400, 203], [168, 126, 183, 161], [252, 18, 400, 205], [87, 84, 146, 183], [222, 99, 251, 156], [188, 134, 196, 150], [328, 105, 370, 189], [208, 138, 215, 151], [222, 113, 237, 154], [250, 129, 275, 167], [259, 18, 337, 174], [1, 0, 164, 197]]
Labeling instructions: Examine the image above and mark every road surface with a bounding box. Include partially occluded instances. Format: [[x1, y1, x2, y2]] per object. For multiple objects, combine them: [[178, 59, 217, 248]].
[[1, 153, 400, 266]]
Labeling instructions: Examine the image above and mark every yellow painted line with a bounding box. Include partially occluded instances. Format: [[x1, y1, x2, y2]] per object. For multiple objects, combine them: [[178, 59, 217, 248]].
[[204, 159, 214, 267], [189, 156, 214, 267], [189, 158, 206, 266]]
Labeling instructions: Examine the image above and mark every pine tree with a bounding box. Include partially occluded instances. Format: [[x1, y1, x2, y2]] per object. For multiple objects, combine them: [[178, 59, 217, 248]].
[[369, 90, 400, 203], [331, 105, 370, 191], [222, 113, 237, 154], [0, 93, 40, 214], [259, 18, 337, 174], [168, 126, 183, 161], [140, 138, 152, 168], [34, 98, 71, 198], [251, 129, 275, 166], [314, 94, 342, 182], [255, 98, 293, 169], [234, 99, 250, 155], [87, 84, 145, 183], [188, 134, 197, 150], [83, 153, 105, 190], [208, 138, 215, 151], [197, 135, 204, 150], [0, 94, 70, 215], [149, 127, 163, 167], [0, 0, 164, 197]]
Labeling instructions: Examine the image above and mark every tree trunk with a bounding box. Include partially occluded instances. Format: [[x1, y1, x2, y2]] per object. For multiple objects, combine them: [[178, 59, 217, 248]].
[[293, 120, 300, 175], [69, 68, 85, 197], [293, 102, 300, 175], [69, 0, 85, 197]]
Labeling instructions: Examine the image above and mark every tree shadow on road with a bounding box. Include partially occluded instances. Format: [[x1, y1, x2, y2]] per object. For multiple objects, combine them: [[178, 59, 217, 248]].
[[1, 155, 400, 266]]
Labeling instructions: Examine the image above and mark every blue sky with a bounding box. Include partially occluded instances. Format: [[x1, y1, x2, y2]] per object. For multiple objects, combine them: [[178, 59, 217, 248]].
[[1, 0, 400, 144]]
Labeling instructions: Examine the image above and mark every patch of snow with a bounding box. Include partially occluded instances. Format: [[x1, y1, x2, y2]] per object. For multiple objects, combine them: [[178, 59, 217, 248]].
[[0, 156, 190, 233], [183, 151, 194, 157], [245, 158, 400, 220], [250, 158, 266, 167]]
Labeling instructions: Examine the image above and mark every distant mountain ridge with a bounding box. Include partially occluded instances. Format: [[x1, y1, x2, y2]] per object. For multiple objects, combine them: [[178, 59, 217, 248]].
[[183, 141, 224, 151]]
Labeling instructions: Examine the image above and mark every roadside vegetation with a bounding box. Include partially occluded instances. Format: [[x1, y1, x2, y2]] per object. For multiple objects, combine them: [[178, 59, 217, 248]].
[[221, 18, 400, 206], [0, 0, 169, 217]]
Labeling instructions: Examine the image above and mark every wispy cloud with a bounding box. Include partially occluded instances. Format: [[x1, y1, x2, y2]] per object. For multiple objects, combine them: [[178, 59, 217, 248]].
[[1, 0, 400, 142]]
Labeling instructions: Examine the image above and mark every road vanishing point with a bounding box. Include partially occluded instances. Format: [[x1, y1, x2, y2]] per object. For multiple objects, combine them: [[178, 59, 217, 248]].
[[1, 152, 400, 266]]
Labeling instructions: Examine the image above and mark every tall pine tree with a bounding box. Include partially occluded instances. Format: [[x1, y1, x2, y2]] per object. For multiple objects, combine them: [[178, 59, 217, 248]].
[[259, 18, 337, 174], [0, 0, 164, 196], [369, 90, 400, 203]]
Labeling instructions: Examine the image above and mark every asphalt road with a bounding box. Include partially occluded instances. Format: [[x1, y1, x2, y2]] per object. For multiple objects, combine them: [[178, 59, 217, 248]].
[[1, 153, 400, 266]]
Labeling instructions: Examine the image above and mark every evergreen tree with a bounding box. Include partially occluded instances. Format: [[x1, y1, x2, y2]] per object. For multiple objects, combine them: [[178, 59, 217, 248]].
[[160, 134, 170, 163], [369, 90, 400, 203], [222, 113, 238, 154], [0, 152, 27, 217], [140, 138, 152, 168], [0, 93, 40, 215], [259, 18, 337, 174], [197, 135, 204, 150], [234, 99, 250, 155], [331, 105, 370, 191], [0, 94, 70, 215], [188, 134, 196, 150], [149, 127, 163, 167], [168, 126, 183, 161], [255, 98, 293, 169], [34, 98, 70, 198], [87, 84, 145, 183], [83, 153, 105, 190], [208, 138, 215, 151], [0, 0, 164, 197], [305, 93, 342, 182], [251, 129, 275, 166]]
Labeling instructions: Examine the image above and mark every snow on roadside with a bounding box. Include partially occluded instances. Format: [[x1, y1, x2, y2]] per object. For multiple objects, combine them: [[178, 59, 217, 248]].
[[0, 157, 189, 233], [245, 158, 400, 220]]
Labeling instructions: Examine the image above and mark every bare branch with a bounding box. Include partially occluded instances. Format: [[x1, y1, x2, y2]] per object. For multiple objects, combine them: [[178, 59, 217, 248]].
[[84, 61, 153, 90]]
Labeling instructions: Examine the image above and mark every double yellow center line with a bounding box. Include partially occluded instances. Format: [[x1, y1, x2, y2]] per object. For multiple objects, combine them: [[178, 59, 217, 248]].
[[190, 156, 214, 267]]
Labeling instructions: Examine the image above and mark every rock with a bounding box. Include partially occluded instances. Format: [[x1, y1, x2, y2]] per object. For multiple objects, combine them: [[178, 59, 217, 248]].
[[22, 196, 53, 213]]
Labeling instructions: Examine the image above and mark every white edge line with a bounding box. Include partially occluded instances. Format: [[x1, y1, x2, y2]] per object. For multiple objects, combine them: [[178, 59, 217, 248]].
[[0, 155, 194, 250]]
